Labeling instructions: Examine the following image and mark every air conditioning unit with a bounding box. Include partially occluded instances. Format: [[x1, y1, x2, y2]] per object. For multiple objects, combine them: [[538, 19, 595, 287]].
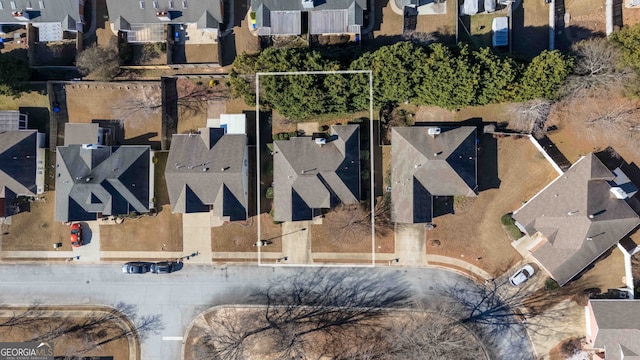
[[315, 138, 326, 146]]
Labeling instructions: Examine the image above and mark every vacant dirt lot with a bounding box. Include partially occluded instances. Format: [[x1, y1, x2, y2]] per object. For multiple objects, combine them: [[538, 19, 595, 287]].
[[65, 82, 163, 149], [426, 136, 559, 277], [212, 214, 282, 253], [99, 205, 182, 252], [1, 192, 69, 251]]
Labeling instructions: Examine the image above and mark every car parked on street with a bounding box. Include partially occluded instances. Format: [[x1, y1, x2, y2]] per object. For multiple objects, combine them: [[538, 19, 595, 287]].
[[151, 261, 178, 274], [122, 262, 153, 274], [70, 223, 82, 247], [509, 264, 535, 286]]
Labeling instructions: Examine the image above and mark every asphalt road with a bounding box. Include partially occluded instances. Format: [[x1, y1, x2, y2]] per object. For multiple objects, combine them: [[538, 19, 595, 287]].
[[0, 264, 534, 360]]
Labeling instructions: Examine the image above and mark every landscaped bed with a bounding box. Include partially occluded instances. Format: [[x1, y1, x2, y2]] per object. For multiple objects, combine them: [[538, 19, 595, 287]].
[[212, 214, 282, 253]]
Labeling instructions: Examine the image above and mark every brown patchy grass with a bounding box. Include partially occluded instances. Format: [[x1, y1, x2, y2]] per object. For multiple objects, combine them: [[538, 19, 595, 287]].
[[212, 214, 282, 253], [154, 151, 170, 207], [426, 136, 559, 277], [1, 192, 70, 251], [99, 205, 182, 251], [65, 82, 163, 148], [0, 91, 49, 110], [512, 0, 551, 57], [0, 307, 131, 360]]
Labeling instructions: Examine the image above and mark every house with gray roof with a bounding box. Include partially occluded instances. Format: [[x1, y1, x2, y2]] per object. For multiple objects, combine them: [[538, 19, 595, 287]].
[[165, 120, 248, 220], [391, 126, 477, 224], [106, 0, 223, 43], [586, 300, 640, 360], [273, 125, 360, 222], [55, 124, 153, 222], [512, 153, 640, 286], [0, 129, 45, 217], [0, 0, 83, 42], [251, 0, 367, 36]]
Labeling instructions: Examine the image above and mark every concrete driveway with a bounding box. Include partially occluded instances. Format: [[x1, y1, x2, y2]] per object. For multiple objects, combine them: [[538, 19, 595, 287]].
[[394, 223, 427, 265]]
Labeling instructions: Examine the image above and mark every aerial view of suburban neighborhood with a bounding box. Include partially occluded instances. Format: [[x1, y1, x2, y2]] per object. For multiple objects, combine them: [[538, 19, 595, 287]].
[[2, 0, 640, 359]]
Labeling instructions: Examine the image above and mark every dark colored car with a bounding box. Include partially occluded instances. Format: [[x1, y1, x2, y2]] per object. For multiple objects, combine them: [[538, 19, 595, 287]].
[[70, 223, 82, 247], [150, 261, 178, 274], [122, 262, 153, 274]]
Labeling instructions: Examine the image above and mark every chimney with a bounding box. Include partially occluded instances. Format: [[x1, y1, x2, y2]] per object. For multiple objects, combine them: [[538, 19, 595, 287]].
[[156, 10, 171, 21]]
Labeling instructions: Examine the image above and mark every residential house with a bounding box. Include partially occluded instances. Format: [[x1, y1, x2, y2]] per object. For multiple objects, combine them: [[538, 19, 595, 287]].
[[251, 0, 367, 36], [0, 0, 83, 42], [512, 153, 640, 286], [586, 300, 640, 359], [391, 126, 477, 223], [0, 121, 45, 217], [273, 125, 360, 222], [165, 114, 248, 220], [106, 0, 223, 43], [55, 123, 153, 222]]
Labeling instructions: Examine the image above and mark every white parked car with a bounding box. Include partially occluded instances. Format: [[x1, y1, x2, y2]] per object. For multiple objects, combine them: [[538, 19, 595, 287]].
[[509, 264, 535, 286]]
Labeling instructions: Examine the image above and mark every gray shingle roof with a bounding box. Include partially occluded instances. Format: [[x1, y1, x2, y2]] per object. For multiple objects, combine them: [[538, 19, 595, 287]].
[[513, 154, 640, 285], [273, 125, 360, 222], [165, 128, 248, 219], [0, 130, 38, 216], [391, 126, 477, 224], [252, 0, 366, 34], [106, 0, 222, 30], [590, 300, 640, 360], [0, 0, 80, 27], [55, 145, 151, 222]]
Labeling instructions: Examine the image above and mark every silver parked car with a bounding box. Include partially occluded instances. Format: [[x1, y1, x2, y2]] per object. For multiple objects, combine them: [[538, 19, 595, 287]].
[[509, 264, 535, 286]]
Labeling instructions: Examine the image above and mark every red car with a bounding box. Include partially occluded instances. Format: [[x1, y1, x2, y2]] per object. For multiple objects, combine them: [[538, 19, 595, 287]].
[[70, 223, 82, 247]]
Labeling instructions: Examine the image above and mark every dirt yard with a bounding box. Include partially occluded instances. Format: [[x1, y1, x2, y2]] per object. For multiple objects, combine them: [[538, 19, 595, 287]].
[[622, 6, 640, 26], [1, 192, 70, 251], [99, 205, 182, 252], [310, 219, 395, 254], [65, 82, 163, 149], [426, 136, 559, 277], [212, 214, 282, 253]]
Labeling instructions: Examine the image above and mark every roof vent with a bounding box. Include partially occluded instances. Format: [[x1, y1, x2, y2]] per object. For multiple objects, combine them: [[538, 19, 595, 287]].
[[25, 0, 32, 9], [182, 0, 187, 8], [153, 0, 158, 8], [139, 1, 145, 9], [428, 127, 441, 137], [301, 0, 315, 8], [203, 167, 209, 172], [156, 10, 171, 20], [12, 10, 30, 20], [168, 0, 174, 8], [611, 187, 629, 199]]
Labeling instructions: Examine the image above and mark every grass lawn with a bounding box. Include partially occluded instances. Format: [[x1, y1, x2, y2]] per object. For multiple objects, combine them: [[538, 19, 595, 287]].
[[99, 205, 182, 252], [0, 91, 49, 110], [459, 13, 506, 49], [1, 192, 70, 251], [212, 214, 281, 253], [425, 136, 559, 277]]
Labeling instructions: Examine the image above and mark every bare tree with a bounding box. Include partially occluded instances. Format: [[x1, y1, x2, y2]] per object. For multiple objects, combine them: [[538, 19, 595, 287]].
[[196, 269, 411, 360], [76, 40, 120, 80], [0, 301, 48, 336], [583, 101, 640, 132], [508, 99, 553, 138], [564, 38, 635, 98]]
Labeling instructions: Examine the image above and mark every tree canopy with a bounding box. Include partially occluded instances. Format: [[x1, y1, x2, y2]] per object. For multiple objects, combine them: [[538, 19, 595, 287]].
[[0, 54, 29, 96], [610, 24, 640, 72], [230, 42, 574, 118], [76, 44, 120, 80]]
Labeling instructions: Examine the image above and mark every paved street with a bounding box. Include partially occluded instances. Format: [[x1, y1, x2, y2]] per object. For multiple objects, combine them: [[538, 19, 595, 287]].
[[0, 264, 534, 360]]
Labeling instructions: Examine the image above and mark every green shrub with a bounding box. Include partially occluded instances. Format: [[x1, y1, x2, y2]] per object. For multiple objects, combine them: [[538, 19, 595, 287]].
[[289, 131, 297, 138], [360, 150, 370, 161], [266, 187, 274, 199], [500, 213, 523, 239], [545, 278, 560, 291], [500, 213, 515, 226], [272, 134, 278, 141]]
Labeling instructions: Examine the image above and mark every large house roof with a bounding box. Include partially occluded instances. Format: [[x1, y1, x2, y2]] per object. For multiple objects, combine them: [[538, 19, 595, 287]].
[[106, 0, 222, 30], [513, 154, 640, 285], [165, 128, 248, 220], [273, 125, 360, 222], [252, 0, 366, 35], [0, 0, 80, 27], [391, 126, 477, 223], [590, 300, 640, 360], [55, 145, 151, 222], [0, 130, 38, 216]]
